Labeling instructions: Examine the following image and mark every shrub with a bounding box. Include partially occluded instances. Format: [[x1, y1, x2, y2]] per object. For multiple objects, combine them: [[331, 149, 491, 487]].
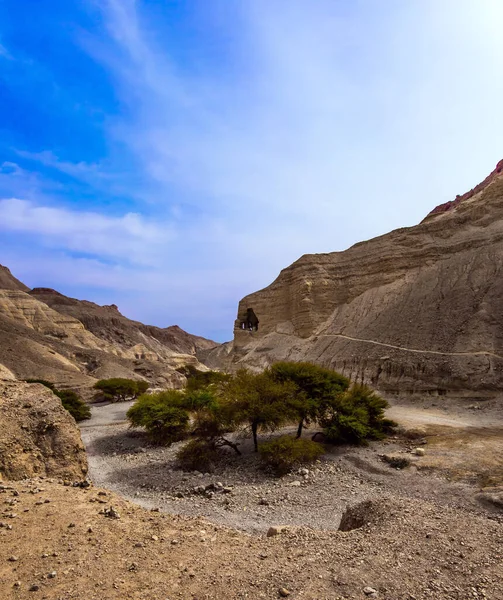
[[25, 379, 56, 391], [55, 389, 91, 422], [178, 365, 231, 392], [259, 435, 325, 476], [176, 439, 220, 472], [94, 378, 149, 402], [25, 379, 91, 421], [322, 384, 396, 445], [126, 390, 189, 444]]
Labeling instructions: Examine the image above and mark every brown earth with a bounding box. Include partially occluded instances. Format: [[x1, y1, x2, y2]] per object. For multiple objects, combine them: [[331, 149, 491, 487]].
[[0, 271, 218, 398], [223, 160, 503, 400], [0, 381, 87, 481], [1, 382, 503, 599], [1, 475, 502, 600]]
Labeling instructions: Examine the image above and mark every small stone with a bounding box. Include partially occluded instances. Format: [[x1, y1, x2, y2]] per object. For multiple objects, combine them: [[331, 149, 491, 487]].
[[29, 584, 40, 592], [364, 587, 378, 597], [289, 481, 301, 487], [48, 571, 57, 579], [13, 581, 21, 588], [151, 535, 159, 541], [267, 526, 289, 537], [68, 522, 76, 528], [8, 556, 19, 562], [414, 448, 425, 456], [279, 588, 291, 597], [134, 542, 145, 548]]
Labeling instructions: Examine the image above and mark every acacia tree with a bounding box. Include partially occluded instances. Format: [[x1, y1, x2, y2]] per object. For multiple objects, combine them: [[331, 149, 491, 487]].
[[222, 369, 297, 452], [268, 362, 349, 438], [94, 378, 149, 402]]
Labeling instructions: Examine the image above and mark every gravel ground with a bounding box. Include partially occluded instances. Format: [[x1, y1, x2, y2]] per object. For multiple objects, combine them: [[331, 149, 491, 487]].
[[80, 402, 503, 534]]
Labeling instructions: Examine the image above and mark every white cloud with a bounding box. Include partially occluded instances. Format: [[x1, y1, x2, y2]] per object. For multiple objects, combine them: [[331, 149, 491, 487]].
[[0, 198, 173, 265], [15, 150, 103, 180], [4, 0, 503, 340]]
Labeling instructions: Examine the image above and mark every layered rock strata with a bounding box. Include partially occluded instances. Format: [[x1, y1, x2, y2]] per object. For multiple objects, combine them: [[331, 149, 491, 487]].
[[231, 161, 503, 398]]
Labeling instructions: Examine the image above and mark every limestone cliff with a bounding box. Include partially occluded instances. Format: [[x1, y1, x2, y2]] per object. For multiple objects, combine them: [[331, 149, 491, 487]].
[[231, 160, 503, 399]]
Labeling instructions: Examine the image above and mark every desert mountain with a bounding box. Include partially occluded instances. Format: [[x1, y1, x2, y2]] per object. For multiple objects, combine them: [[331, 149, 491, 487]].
[[227, 160, 503, 399], [0, 264, 29, 291], [0, 271, 218, 397]]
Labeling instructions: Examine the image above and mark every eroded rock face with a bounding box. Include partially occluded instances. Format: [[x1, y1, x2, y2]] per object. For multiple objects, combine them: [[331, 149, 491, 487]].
[[231, 161, 503, 398], [0, 381, 88, 480], [0, 276, 218, 396], [0, 265, 29, 292]]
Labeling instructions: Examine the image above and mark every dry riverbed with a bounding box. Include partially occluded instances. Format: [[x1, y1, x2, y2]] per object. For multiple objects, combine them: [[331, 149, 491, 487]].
[[80, 401, 503, 533]]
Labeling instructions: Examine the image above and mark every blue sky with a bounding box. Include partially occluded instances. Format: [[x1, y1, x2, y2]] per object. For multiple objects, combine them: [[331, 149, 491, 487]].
[[1, 1, 502, 342]]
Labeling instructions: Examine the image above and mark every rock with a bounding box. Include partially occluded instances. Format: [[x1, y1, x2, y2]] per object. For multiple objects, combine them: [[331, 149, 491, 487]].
[[414, 448, 426, 456], [29, 584, 40, 592], [279, 588, 291, 597], [8, 555, 19, 562], [289, 481, 301, 487], [267, 526, 290, 537], [339, 500, 386, 532], [103, 506, 120, 519], [0, 382, 88, 481], [48, 571, 57, 579], [363, 587, 378, 597]]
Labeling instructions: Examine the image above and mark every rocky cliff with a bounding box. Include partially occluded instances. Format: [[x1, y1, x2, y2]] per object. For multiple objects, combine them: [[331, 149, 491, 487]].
[[0, 272, 218, 396], [0, 381, 88, 480], [230, 160, 503, 399]]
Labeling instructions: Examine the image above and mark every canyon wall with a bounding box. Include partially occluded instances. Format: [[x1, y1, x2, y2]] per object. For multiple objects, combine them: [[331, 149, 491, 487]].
[[231, 162, 503, 399]]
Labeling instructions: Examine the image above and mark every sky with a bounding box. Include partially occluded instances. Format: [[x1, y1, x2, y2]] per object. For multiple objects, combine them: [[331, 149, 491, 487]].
[[0, 1, 503, 342]]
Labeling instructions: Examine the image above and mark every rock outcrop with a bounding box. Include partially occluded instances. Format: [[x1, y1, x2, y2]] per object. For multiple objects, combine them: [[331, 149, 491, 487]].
[[0, 264, 29, 292], [230, 160, 503, 399], [0, 272, 218, 396], [0, 381, 88, 480]]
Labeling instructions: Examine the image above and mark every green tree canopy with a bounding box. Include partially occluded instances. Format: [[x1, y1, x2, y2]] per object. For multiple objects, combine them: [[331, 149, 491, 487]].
[[93, 378, 149, 402]]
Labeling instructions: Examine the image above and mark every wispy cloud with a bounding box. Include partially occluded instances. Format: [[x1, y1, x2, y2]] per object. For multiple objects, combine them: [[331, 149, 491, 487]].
[[16, 150, 103, 180], [0, 42, 12, 59], [2, 0, 503, 340], [0, 198, 172, 265]]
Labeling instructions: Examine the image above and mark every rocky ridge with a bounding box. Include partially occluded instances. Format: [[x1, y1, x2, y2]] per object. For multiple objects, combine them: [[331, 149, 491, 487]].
[[0, 270, 218, 396], [227, 160, 503, 399]]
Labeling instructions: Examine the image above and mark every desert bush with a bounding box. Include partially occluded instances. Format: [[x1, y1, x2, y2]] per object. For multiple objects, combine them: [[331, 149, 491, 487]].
[[322, 384, 396, 445], [176, 439, 221, 472], [94, 378, 148, 402], [56, 389, 91, 422], [259, 435, 325, 476], [178, 365, 231, 392], [25, 379, 90, 421], [25, 378, 56, 390], [126, 390, 189, 444]]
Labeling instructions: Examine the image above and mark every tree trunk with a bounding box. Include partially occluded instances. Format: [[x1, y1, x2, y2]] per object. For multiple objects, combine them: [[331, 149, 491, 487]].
[[252, 422, 259, 452], [296, 419, 304, 439], [218, 437, 242, 455]]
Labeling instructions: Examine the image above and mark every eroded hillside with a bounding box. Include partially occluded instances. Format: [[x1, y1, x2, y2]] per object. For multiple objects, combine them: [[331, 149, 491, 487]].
[[229, 161, 503, 399], [0, 272, 218, 397]]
